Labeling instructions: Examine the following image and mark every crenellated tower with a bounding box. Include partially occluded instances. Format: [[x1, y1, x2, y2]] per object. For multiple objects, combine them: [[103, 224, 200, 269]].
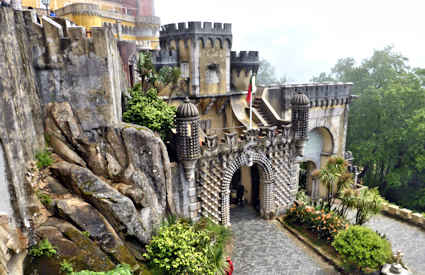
[[231, 51, 260, 91], [159, 22, 233, 96]]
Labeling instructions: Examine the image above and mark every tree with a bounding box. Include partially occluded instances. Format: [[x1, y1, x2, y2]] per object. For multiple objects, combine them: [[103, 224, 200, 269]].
[[312, 46, 425, 212], [256, 59, 287, 85], [123, 52, 180, 140]]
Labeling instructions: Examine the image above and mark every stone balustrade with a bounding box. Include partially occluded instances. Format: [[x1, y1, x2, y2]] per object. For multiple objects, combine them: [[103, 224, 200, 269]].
[[381, 203, 425, 229], [55, 3, 160, 25]]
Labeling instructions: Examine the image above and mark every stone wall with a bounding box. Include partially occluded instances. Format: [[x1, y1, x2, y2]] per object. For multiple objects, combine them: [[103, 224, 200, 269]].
[[0, 7, 170, 274], [0, 8, 46, 272]]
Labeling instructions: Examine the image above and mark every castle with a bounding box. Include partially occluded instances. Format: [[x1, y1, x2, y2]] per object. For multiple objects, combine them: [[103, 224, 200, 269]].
[[0, 3, 354, 273]]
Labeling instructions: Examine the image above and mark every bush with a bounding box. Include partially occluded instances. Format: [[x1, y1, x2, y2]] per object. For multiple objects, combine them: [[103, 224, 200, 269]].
[[123, 88, 176, 140], [36, 190, 52, 206], [286, 203, 349, 243], [29, 239, 57, 257], [35, 149, 53, 169], [72, 264, 133, 275], [144, 218, 230, 275], [332, 225, 392, 272]]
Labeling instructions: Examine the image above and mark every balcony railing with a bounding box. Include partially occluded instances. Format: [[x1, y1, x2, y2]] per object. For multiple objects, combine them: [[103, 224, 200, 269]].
[[55, 3, 160, 25]]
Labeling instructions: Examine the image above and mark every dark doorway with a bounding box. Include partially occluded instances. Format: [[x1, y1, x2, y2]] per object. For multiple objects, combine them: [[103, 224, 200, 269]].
[[230, 168, 242, 206], [251, 164, 260, 212], [230, 165, 261, 213]]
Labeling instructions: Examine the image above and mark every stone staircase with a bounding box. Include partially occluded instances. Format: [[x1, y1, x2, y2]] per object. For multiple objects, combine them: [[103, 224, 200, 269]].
[[252, 97, 275, 127]]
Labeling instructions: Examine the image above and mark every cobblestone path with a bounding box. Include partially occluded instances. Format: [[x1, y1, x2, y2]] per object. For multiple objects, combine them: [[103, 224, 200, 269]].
[[230, 207, 338, 275], [365, 214, 425, 275]]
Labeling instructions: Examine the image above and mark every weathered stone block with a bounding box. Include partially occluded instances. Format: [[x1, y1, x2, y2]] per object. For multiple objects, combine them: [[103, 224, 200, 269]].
[[399, 208, 412, 220], [381, 202, 389, 212], [411, 213, 424, 225], [387, 204, 399, 216]]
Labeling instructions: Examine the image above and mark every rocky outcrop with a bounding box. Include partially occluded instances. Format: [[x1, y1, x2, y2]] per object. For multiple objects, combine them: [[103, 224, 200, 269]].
[[20, 101, 173, 273], [0, 7, 171, 274]]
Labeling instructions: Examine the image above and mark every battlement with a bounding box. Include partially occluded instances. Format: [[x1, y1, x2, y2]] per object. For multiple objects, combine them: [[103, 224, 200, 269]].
[[151, 49, 178, 70], [231, 51, 259, 63], [264, 83, 353, 110], [160, 21, 232, 35], [231, 51, 260, 75]]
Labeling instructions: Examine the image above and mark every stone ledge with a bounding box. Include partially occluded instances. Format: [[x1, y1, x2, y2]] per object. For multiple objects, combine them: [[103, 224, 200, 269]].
[[381, 203, 425, 231]]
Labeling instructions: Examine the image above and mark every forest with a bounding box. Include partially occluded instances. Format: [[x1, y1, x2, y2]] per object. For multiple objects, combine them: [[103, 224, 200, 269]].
[[312, 46, 425, 212]]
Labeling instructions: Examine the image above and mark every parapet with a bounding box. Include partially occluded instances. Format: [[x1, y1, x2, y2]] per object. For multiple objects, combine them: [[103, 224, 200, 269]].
[[161, 21, 231, 35], [271, 83, 353, 109], [160, 22, 233, 49], [151, 49, 178, 70], [231, 51, 260, 75]]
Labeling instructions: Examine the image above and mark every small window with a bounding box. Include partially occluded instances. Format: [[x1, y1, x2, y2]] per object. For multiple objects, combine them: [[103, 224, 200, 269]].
[[180, 63, 189, 78]]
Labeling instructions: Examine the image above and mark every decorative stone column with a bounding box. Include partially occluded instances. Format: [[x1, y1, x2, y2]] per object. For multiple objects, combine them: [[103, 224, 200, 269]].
[[291, 92, 310, 157], [176, 97, 201, 181], [175, 98, 201, 220]]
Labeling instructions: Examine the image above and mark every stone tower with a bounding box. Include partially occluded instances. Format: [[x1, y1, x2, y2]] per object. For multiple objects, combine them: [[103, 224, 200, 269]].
[[175, 97, 201, 181], [291, 92, 310, 157], [159, 22, 233, 96], [230, 51, 260, 91]]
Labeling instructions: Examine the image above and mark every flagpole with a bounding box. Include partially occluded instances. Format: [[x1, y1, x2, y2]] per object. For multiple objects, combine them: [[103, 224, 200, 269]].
[[249, 88, 253, 130]]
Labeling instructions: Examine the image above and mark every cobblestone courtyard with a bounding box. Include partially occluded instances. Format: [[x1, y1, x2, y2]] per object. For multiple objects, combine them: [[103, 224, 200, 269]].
[[365, 214, 425, 275], [230, 207, 338, 275]]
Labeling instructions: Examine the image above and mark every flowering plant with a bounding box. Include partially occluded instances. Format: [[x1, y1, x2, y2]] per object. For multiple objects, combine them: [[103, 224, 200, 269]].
[[286, 203, 349, 243]]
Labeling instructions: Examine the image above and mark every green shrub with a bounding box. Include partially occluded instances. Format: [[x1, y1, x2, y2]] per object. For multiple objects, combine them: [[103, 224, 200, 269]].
[[332, 225, 392, 271], [72, 264, 133, 275], [60, 259, 74, 274], [144, 218, 230, 275], [344, 187, 385, 225], [36, 190, 52, 206], [123, 88, 176, 140], [286, 203, 349, 243], [29, 239, 57, 257], [35, 149, 53, 169]]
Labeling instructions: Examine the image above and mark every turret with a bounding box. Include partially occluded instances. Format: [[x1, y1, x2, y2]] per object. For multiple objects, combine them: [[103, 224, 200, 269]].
[[291, 92, 310, 157], [231, 51, 260, 91], [159, 22, 233, 96], [176, 98, 200, 181]]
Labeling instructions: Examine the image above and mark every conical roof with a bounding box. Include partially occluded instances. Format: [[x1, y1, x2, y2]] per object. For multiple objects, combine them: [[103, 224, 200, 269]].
[[176, 97, 199, 118], [291, 92, 310, 105]]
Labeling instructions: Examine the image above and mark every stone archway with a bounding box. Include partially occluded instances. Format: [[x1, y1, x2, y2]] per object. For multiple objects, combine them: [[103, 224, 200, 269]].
[[221, 151, 274, 226]]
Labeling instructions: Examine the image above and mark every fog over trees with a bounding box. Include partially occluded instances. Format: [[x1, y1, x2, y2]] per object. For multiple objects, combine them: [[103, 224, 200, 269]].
[[312, 46, 425, 212]]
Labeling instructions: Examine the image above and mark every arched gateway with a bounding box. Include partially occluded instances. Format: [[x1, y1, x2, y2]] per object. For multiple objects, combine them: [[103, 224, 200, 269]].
[[174, 94, 311, 226], [221, 151, 275, 225]]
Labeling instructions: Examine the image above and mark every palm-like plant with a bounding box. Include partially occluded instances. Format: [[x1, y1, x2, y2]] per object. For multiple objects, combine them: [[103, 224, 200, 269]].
[[352, 187, 384, 225], [313, 157, 353, 211]]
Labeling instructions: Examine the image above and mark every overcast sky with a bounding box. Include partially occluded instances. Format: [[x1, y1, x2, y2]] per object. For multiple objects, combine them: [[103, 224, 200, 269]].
[[157, 0, 425, 82]]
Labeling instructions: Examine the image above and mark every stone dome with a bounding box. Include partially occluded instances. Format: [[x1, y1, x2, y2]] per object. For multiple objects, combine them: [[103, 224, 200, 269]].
[[291, 92, 310, 105], [177, 97, 199, 118]]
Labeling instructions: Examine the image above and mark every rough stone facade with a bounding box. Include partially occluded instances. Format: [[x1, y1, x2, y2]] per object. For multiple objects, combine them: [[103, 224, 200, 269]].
[[0, 7, 169, 274]]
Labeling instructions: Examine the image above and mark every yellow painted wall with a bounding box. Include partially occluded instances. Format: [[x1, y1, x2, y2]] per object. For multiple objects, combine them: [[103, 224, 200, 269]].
[[232, 69, 251, 92], [22, 0, 122, 10], [198, 39, 228, 96], [241, 166, 252, 204]]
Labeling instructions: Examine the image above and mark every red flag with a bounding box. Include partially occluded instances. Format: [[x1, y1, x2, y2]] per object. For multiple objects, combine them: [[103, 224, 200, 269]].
[[246, 75, 253, 103]]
